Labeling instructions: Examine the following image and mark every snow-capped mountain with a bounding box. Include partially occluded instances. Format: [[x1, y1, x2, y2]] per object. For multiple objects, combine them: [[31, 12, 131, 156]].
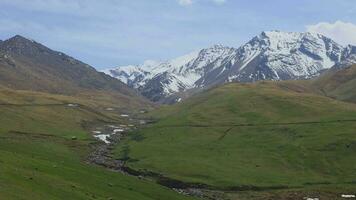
[[104, 31, 356, 102], [104, 45, 237, 102]]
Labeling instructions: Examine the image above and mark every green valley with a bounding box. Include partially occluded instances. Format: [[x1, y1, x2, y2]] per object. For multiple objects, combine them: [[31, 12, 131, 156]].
[[1, 17, 356, 200], [0, 88, 194, 200], [114, 81, 356, 199]]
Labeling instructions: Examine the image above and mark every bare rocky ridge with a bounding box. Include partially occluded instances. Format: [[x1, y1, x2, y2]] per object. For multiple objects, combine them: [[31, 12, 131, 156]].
[[104, 31, 356, 103], [0, 35, 141, 99]]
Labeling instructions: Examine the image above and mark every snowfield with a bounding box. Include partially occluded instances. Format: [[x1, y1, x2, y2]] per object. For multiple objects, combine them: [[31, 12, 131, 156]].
[[103, 31, 356, 102]]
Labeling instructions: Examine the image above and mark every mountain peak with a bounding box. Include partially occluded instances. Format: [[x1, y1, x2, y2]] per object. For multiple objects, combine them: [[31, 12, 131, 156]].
[[261, 30, 282, 35], [105, 30, 356, 103], [209, 44, 227, 49], [7, 35, 36, 44], [0, 34, 145, 103], [259, 31, 334, 43], [260, 30, 303, 39], [0, 35, 52, 56], [260, 30, 325, 39]]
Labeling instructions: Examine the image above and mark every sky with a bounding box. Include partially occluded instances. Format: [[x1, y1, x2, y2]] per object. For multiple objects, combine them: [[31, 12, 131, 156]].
[[0, 0, 356, 69]]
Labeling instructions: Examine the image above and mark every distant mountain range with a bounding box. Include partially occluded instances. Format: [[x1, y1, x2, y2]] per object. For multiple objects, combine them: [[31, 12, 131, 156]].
[[0, 35, 149, 108], [1, 33, 354, 105], [104, 31, 356, 103]]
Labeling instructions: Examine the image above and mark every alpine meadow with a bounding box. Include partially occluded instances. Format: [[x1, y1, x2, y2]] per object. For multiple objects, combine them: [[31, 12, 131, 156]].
[[1, 1, 356, 200]]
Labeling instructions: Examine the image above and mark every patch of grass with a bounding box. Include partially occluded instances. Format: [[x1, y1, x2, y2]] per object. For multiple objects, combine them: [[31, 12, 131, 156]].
[[129, 131, 146, 142], [0, 90, 194, 200], [311, 64, 356, 103], [115, 82, 356, 192], [0, 133, 193, 200]]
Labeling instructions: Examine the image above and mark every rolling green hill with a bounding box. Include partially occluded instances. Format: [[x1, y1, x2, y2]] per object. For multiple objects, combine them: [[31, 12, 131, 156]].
[[311, 64, 356, 103], [1, 34, 355, 200], [115, 81, 356, 198], [0, 89, 193, 200]]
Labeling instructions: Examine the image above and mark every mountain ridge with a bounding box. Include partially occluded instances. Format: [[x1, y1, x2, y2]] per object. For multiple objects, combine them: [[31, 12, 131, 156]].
[[104, 31, 356, 103], [311, 64, 356, 103], [0, 35, 150, 109]]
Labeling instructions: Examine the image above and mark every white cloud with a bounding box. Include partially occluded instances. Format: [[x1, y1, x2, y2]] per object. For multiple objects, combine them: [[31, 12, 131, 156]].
[[178, 0, 193, 6], [306, 21, 356, 46]]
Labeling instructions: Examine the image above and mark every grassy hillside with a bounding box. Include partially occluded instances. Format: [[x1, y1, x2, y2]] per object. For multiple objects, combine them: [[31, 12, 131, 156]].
[[0, 89, 193, 200], [115, 82, 356, 193], [311, 64, 356, 103], [0, 35, 150, 110]]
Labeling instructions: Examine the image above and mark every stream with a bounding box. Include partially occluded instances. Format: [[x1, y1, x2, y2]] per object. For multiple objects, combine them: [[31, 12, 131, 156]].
[[86, 115, 222, 200]]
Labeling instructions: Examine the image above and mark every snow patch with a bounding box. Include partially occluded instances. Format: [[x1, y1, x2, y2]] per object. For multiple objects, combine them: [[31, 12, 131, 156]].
[[94, 134, 111, 144]]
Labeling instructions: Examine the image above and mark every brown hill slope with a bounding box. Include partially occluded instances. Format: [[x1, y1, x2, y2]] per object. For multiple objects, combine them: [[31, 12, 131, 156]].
[[310, 64, 356, 103], [0, 35, 150, 109]]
